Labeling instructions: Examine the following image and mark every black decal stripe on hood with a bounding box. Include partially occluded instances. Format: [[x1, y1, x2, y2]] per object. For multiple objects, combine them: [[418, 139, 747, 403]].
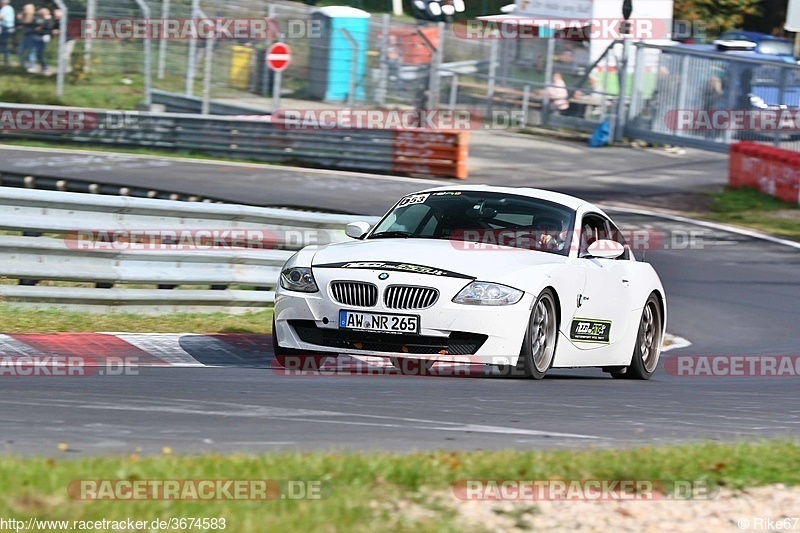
[[313, 262, 475, 280]]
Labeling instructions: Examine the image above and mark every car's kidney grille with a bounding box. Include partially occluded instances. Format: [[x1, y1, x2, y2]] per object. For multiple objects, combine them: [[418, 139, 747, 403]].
[[330, 281, 378, 307], [384, 286, 439, 310]]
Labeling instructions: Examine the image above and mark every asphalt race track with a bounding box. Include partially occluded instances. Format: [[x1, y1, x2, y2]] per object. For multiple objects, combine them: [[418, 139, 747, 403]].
[[0, 144, 798, 456]]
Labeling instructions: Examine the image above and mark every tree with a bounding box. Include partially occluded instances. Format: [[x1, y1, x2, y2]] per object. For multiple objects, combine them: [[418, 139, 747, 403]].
[[674, 0, 763, 34]]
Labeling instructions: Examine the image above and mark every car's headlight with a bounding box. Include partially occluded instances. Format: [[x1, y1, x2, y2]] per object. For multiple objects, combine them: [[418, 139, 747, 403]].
[[280, 267, 318, 293], [452, 281, 523, 306]]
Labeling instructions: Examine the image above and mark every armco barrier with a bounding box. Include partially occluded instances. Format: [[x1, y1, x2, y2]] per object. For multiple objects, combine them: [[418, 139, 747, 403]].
[[150, 89, 271, 115], [0, 103, 469, 179], [0, 187, 380, 314], [729, 142, 800, 206]]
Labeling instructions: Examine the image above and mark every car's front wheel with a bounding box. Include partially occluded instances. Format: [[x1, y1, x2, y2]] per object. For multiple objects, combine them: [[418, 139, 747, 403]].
[[518, 289, 558, 380]]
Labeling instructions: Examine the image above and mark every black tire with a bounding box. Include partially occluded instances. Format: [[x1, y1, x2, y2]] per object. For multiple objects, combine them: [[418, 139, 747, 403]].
[[271, 318, 329, 371], [517, 289, 558, 380], [623, 294, 663, 380]]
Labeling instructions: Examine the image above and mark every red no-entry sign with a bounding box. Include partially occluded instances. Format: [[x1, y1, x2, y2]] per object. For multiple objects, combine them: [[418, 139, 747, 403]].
[[266, 42, 291, 72]]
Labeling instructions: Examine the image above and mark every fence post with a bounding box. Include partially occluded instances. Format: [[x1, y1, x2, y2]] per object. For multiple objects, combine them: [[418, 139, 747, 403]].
[[157, 0, 170, 80], [542, 36, 555, 126], [522, 84, 530, 126], [429, 21, 445, 110], [265, 4, 277, 101], [376, 13, 390, 106], [340, 28, 359, 106], [486, 38, 498, 119], [83, 0, 95, 74], [675, 54, 689, 138], [375, 13, 392, 105], [774, 67, 788, 147], [53, 0, 67, 97], [613, 39, 630, 142], [134, 0, 152, 105], [627, 42, 645, 125], [185, 0, 199, 96], [449, 74, 459, 109], [415, 25, 440, 110], [201, 31, 214, 114]]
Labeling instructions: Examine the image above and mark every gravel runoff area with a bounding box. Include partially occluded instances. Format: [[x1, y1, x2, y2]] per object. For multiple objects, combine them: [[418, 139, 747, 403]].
[[394, 485, 800, 532]]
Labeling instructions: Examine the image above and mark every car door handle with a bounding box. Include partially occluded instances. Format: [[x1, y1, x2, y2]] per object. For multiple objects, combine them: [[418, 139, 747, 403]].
[[622, 278, 630, 286]]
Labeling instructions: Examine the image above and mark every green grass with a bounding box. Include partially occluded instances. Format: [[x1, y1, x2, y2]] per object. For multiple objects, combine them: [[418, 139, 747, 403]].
[[706, 187, 800, 240], [0, 305, 273, 333], [0, 66, 146, 110], [0, 441, 798, 532]]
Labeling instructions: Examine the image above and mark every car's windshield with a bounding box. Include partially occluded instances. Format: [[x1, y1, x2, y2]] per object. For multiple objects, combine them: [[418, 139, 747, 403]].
[[369, 191, 576, 256]]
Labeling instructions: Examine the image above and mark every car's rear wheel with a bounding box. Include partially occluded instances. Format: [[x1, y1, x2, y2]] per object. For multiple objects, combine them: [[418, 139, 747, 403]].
[[518, 289, 558, 380], [390, 357, 435, 375], [271, 318, 329, 371], [607, 294, 662, 380]]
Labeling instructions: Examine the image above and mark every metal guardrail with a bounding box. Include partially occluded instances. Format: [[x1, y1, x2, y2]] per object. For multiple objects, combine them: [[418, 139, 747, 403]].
[[0, 188, 379, 314], [0, 168, 218, 202], [0, 103, 469, 179], [150, 90, 273, 116]]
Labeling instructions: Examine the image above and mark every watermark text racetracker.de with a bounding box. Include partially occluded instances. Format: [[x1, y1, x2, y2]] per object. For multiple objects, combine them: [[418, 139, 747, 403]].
[[665, 109, 800, 133], [453, 18, 713, 41], [67, 17, 320, 40], [274, 109, 526, 131], [0, 109, 95, 132], [0, 356, 139, 377], [68, 479, 330, 500], [666, 356, 800, 377], [448, 228, 706, 252], [64, 229, 334, 251], [452, 479, 718, 500]]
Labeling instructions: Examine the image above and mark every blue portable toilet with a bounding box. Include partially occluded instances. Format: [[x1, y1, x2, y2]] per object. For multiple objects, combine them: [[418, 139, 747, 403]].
[[307, 6, 371, 102]]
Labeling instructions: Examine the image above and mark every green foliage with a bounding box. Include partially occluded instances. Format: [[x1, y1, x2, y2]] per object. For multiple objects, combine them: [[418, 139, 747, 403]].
[[674, 0, 762, 34]]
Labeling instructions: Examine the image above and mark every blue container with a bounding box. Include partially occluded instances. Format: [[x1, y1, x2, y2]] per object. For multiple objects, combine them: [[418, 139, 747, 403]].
[[308, 6, 371, 102]]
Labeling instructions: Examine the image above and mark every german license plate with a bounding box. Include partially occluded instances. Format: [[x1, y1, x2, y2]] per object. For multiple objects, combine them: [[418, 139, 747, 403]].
[[339, 310, 420, 334]]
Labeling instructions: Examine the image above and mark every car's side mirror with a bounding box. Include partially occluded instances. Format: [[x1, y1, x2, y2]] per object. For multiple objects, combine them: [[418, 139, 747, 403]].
[[345, 221, 372, 239], [584, 240, 625, 259]]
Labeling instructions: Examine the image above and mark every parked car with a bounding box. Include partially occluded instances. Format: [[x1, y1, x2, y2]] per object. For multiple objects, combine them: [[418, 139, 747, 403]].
[[713, 31, 796, 63]]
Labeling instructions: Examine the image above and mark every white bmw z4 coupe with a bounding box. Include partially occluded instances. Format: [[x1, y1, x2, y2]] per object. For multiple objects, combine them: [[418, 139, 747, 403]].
[[273, 186, 666, 379]]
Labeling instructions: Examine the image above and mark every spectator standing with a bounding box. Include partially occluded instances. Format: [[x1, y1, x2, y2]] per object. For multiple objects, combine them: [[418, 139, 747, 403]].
[[17, 4, 36, 69], [0, 0, 15, 65], [545, 72, 569, 114], [30, 7, 53, 74]]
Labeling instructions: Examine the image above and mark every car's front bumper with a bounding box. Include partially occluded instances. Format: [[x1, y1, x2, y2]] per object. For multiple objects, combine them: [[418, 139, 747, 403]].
[[274, 271, 534, 365]]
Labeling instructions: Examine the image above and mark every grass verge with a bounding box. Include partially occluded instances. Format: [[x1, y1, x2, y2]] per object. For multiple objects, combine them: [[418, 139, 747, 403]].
[[705, 187, 800, 241], [0, 441, 798, 532], [0, 305, 272, 333], [0, 67, 146, 110]]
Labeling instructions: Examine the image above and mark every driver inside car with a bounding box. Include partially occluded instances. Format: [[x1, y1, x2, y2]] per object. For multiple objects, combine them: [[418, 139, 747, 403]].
[[536, 216, 568, 251]]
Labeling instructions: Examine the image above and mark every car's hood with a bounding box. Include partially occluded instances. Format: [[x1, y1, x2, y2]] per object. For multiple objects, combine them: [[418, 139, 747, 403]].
[[310, 239, 567, 279]]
